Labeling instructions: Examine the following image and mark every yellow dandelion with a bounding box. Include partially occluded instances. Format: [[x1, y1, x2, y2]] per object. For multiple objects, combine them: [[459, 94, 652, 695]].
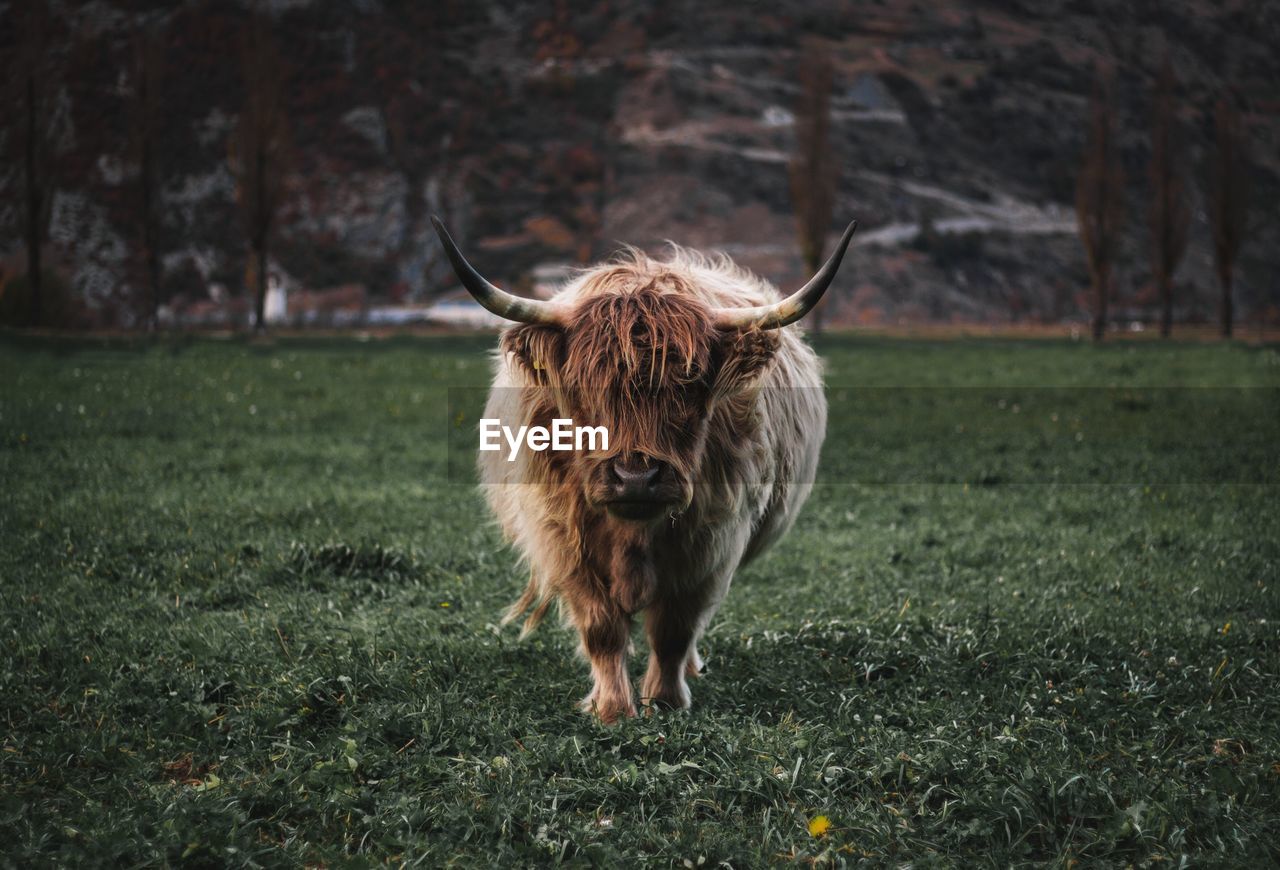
[[808, 815, 831, 837]]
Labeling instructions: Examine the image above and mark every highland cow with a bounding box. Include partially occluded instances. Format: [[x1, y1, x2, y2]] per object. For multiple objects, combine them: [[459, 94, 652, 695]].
[[434, 217, 856, 723]]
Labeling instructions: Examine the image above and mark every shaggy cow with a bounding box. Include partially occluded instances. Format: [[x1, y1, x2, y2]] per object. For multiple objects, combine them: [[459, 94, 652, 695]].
[[434, 217, 856, 722]]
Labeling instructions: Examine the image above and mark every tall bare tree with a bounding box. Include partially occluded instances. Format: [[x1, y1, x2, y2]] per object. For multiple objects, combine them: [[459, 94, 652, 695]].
[[11, 0, 57, 326], [1209, 90, 1248, 339], [1149, 57, 1189, 338], [386, 94, 470, 302], [231, 8, 289, 333], [1076, 66, 1125, 341], [131, 24, 165, 330], [384, 94, 429, 296], [788, 43, 837, 334]]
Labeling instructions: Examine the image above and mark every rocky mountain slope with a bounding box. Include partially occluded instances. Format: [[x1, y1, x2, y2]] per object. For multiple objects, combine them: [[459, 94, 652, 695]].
[[2, 0, 1277, 326]]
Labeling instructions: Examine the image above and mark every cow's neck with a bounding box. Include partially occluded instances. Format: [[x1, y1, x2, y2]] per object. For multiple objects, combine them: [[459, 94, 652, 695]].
[[585, 518, 658, 615]]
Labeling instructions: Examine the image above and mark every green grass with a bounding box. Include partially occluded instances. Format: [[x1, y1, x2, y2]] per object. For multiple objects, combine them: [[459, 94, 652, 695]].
[[1, 333, 1278, 866]]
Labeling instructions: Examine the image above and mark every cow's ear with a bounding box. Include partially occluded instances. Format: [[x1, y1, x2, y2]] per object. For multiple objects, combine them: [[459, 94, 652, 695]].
[[712, 327, 779, 395], [501, 323, 564, 385]]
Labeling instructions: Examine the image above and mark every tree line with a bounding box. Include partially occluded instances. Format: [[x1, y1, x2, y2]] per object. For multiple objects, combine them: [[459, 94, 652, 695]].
[[5, 0, 288, 333], [1077, 61, 1249, 341], [3, 3, 1258, 337], [790, 46, 1253, 339]]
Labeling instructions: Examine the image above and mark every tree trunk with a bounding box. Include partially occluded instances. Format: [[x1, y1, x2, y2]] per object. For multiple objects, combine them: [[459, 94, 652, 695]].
[[1160, 276, 1173, 338], [253, 244, 267, 332], [146, 238, 160, 331], [1091, 268, 1108, 340], [141, 139, 159, 331], [25, 72, 42, 327], [1220, 270, 1233, 338], [252, 139, 268, 334]]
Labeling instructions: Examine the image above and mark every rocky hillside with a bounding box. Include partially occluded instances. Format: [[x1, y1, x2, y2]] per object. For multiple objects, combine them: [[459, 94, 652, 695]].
[[2, 0, 1277, 327]]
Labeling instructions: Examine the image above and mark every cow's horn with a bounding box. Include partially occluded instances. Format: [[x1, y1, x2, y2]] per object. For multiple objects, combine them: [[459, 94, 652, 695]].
[[432, 216, 569, 325], [712, 220, 858, 330]]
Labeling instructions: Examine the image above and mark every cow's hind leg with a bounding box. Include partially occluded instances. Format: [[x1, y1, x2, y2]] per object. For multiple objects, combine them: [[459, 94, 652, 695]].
[[641, 597, 702, 712], [572, 599, 636, 724], [682, 577, 732, 681], [685, 645, 705, 679]]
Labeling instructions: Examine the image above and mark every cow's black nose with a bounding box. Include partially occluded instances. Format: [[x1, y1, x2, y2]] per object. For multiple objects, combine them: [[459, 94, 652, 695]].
[[608, 453, 665, 497]]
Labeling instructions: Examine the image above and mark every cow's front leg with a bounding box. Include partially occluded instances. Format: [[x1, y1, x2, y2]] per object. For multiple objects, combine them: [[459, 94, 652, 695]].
[[572, 598, 635, 724], [641, 597, 701, 712]]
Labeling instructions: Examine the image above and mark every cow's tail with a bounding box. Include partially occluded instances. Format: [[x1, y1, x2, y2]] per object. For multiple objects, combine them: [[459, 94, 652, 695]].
[[501, 574, 553, 638]]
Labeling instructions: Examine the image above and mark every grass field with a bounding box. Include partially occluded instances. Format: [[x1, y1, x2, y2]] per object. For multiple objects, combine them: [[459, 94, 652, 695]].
[[2, 333, 1278, 866]]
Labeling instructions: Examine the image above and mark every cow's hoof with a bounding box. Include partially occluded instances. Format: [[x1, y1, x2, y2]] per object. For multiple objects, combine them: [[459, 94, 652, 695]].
[[641, 699, 672, 717], [640, 681, 691, 714], [641, 698, 689, 717], [581, 693, 636, 724]]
